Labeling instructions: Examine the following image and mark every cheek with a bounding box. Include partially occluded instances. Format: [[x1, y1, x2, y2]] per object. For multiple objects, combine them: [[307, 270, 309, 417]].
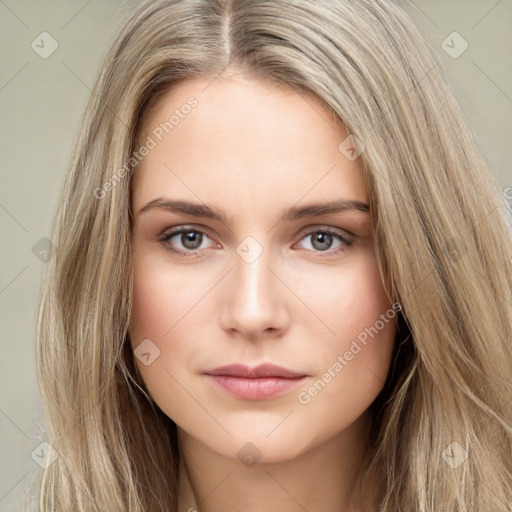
[[128, 250, 215, 422], [295, 253, 396, 424], [303, 248, 394, 354], [129, 249, 202, 343], [129, 252, 189, 388]]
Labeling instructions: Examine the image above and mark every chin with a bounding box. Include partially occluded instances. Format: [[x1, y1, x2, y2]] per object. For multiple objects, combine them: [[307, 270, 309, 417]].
[[201, 427, 317, 466]]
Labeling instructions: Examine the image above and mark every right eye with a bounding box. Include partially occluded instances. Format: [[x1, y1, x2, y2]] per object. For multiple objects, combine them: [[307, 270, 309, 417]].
[[159, 227, 218, 257]]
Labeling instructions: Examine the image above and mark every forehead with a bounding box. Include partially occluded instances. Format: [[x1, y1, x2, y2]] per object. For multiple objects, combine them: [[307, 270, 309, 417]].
[[132, 75, 368, 215]]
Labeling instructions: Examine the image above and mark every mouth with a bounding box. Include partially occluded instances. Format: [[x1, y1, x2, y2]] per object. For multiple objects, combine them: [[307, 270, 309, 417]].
[[202, 363, 309, 400]]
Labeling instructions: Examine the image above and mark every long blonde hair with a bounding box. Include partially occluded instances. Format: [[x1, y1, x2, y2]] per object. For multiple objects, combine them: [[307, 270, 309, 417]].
[[35, 0, 512, 510]]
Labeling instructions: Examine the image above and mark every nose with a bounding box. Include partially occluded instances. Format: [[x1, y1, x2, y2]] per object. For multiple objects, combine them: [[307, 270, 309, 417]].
[[218, 244, 290, 341]]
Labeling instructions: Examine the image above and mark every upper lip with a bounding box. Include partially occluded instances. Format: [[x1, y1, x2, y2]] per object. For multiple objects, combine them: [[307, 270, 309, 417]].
[[203, 363, 307, 379]]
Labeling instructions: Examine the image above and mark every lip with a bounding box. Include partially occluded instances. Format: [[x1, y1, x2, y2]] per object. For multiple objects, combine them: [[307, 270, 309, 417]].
[[202, 364, 309, 400], [203, 363, 307, 379]]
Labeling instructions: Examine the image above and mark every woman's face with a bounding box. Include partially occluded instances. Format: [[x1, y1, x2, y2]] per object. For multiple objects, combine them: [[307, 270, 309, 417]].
[[129, 75, 397, 463]]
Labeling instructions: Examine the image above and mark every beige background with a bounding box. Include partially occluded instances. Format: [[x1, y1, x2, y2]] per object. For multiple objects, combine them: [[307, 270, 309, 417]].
[[0, 0, 511, 509]]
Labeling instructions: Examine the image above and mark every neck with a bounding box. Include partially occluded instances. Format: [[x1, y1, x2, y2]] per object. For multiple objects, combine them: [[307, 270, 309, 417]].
[[176, 411, 374, 512]]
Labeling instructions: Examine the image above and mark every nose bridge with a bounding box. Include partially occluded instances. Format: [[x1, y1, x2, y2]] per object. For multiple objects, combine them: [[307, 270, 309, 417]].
[[220, 235, 287, 336], [233, 237, 274, 309]]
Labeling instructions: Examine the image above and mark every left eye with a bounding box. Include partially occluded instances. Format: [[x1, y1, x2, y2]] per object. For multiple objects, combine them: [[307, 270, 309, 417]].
[[297, 229, 352, 254], [159, 227, 353, 257]]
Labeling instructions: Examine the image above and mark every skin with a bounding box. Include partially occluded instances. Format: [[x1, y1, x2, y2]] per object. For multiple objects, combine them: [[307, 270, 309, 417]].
[[129, 74, 396, 512]]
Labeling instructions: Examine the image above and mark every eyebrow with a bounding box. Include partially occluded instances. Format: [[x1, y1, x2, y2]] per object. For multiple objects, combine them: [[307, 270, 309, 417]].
[[137, 197, 369, 224]]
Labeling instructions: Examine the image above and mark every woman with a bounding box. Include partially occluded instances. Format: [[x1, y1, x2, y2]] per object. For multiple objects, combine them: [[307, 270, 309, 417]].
[[35, 0, 512, 510]]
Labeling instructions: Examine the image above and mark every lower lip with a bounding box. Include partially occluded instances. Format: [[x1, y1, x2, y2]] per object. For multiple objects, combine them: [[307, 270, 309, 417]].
[[204, 375, 307, 400]]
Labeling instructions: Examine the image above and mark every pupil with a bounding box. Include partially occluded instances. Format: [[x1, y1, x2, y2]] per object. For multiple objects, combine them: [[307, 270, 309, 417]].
[[313, 232, 332, 251], [183, 231, 201, 249]]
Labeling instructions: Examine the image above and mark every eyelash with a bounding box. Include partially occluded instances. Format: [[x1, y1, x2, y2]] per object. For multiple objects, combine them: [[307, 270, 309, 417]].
[[158, 226, 354, 258]]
